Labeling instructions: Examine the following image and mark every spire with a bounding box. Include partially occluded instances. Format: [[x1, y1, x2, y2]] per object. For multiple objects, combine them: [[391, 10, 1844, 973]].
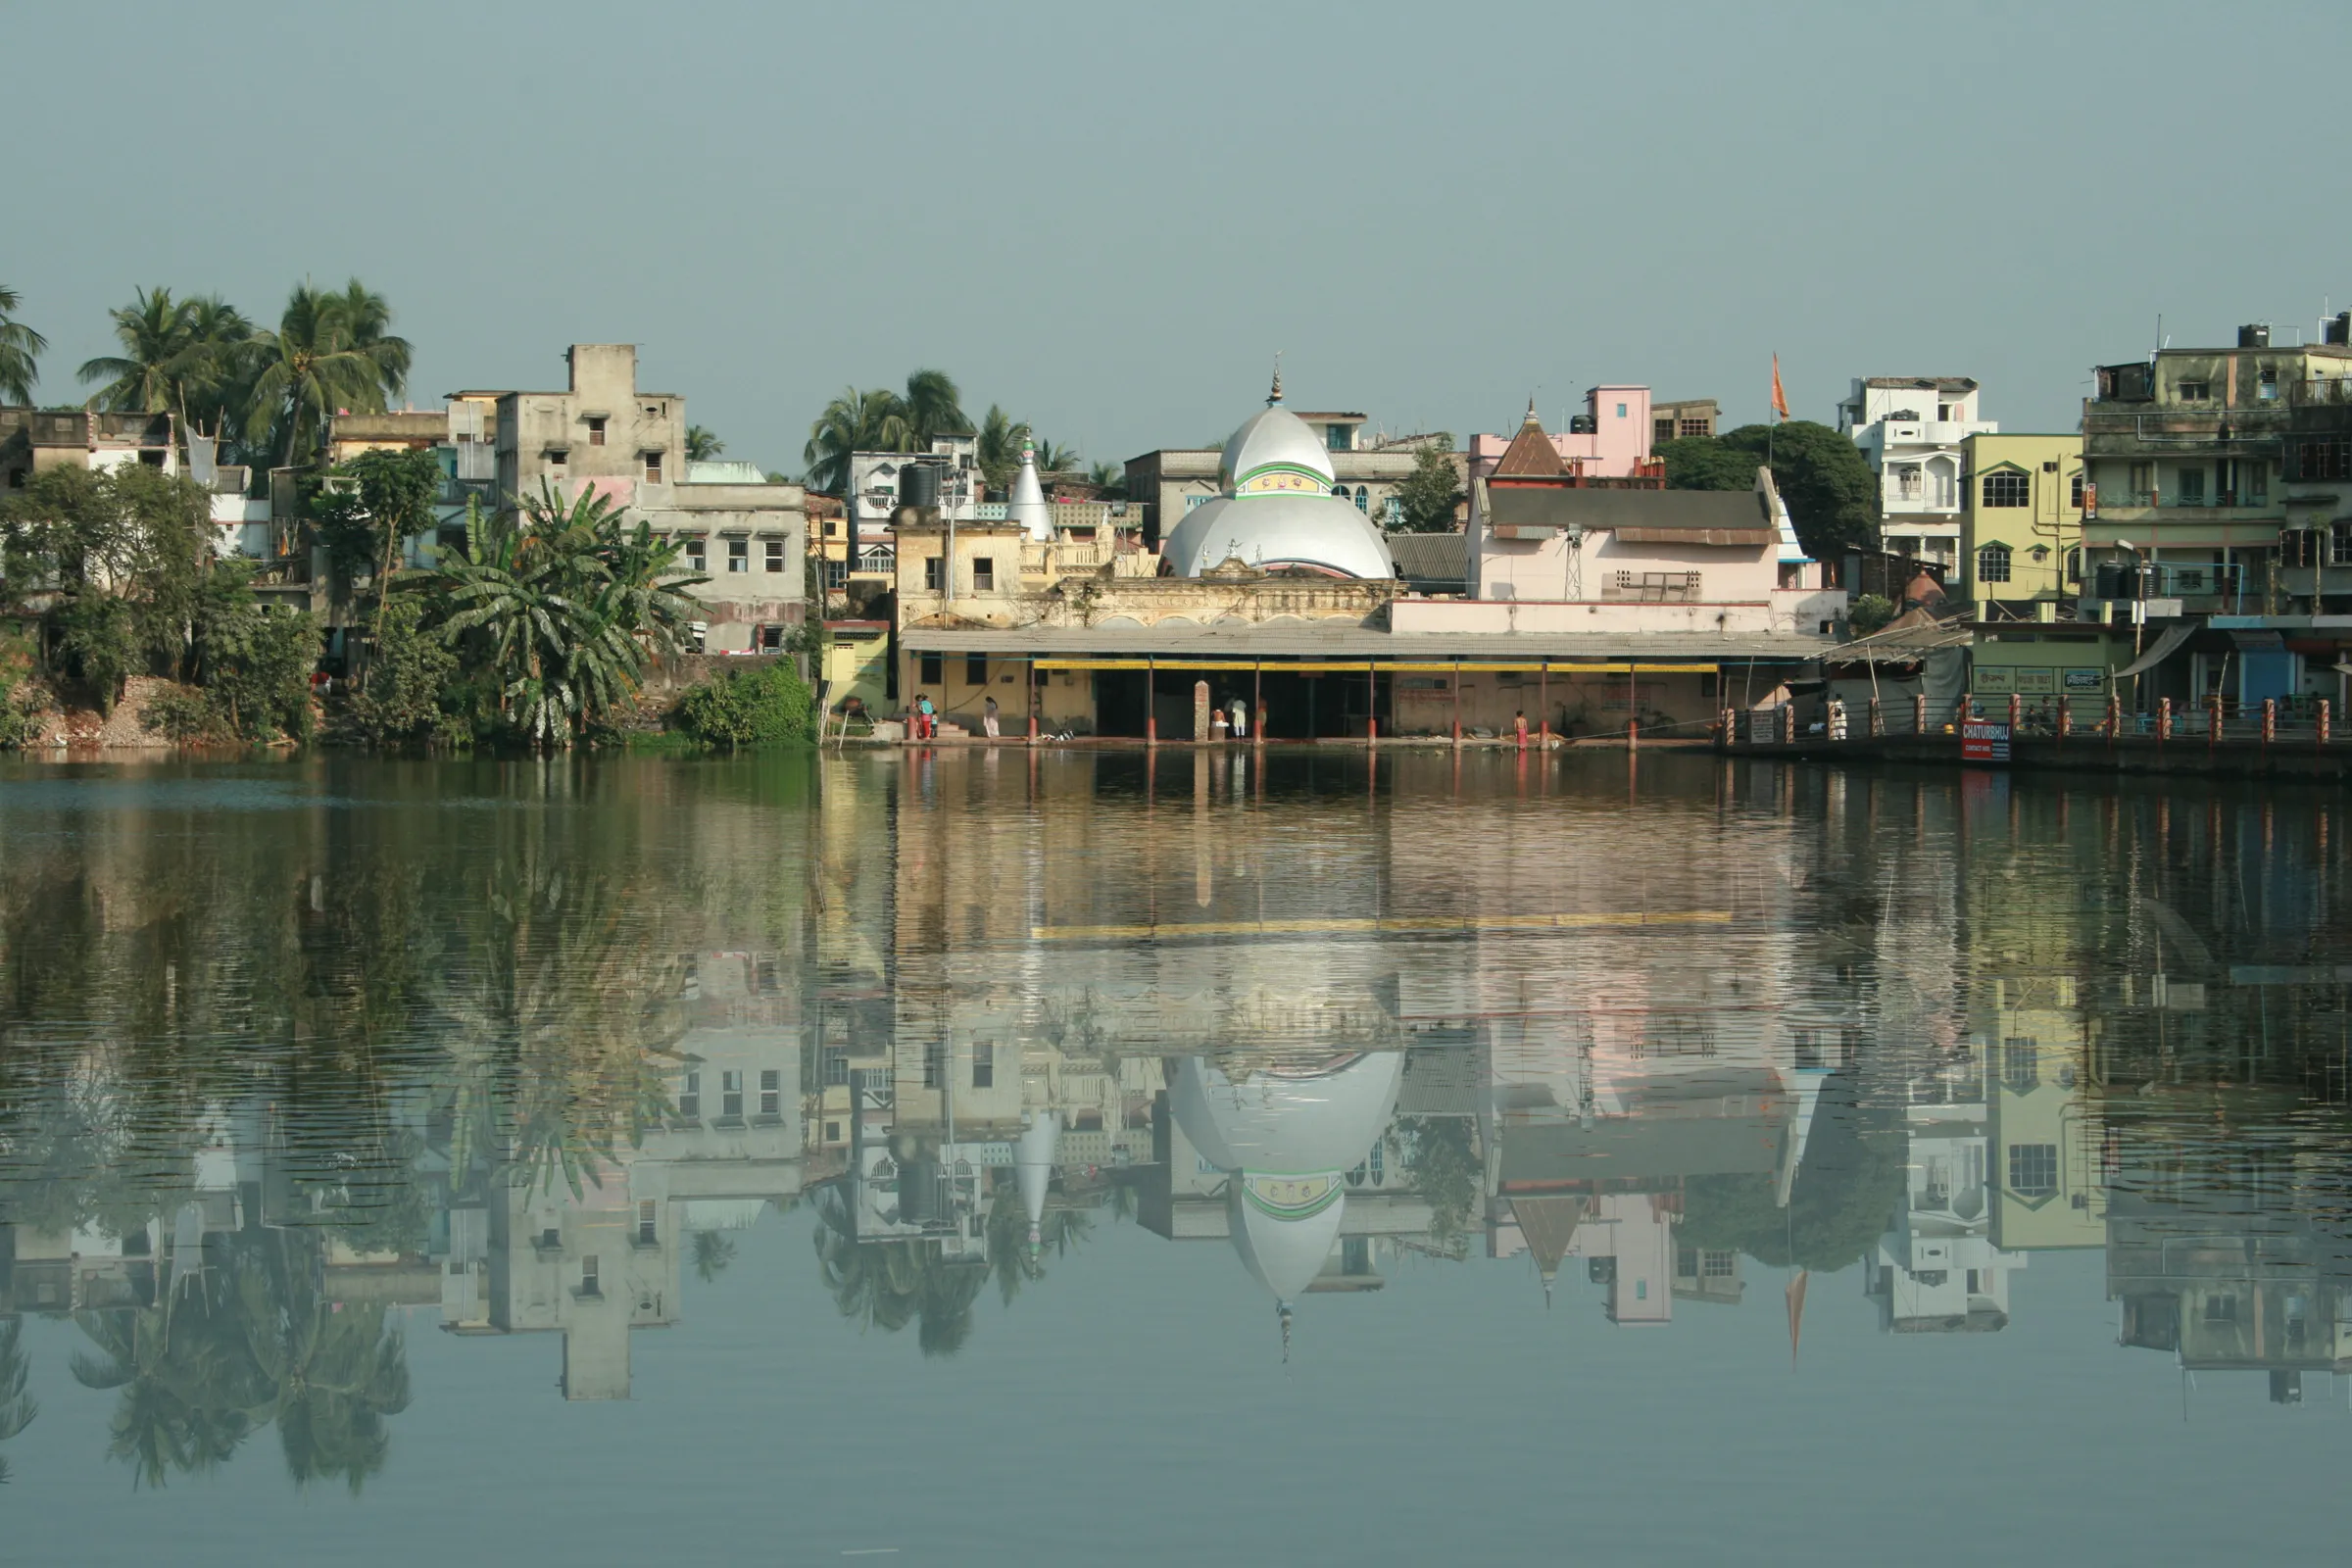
[[1267, 351, 1284, 407], [1278, 1300, 1293, 1362], [1008, 436, 1051, 542], [1493, 401, 1567, 480]]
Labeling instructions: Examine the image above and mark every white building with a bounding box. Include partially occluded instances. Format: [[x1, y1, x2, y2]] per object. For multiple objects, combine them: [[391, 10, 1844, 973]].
[[1837, 377, 1995, 568], [849, 435, 981, 549]]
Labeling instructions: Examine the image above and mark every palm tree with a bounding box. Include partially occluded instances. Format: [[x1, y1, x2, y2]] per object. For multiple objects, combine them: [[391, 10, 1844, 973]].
[[71, 1287, 263, 1490], [242, 282, 389, 466], [320, 277, 411, 406], [1086, 460, 1124, 497], [975, 405, 1031, 494], [1032, 438, 1082, 474], [690, 1230, 738, 1283], [77, 286, 196, 414], [232, 1233, 411, 1494], [172, 296, 256, 440], [685, 424, 724, 463], [0, 283, 45, 404], [0, 1320, 36, 1487], [902, 368, 968, 445], [803, 387, 912, 496]]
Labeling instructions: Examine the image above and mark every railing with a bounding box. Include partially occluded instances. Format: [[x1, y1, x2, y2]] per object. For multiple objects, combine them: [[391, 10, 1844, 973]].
[[2291, 377, 2352, 407], [1728, 692, 2338, 752]]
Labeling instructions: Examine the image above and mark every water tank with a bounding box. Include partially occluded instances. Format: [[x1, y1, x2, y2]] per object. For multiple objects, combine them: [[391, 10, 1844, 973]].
[[1567, 415, 1596, 434], [899, 462, 941, 509], [2328, 312, 2352, 347], [2238, 323, 2271, 348]]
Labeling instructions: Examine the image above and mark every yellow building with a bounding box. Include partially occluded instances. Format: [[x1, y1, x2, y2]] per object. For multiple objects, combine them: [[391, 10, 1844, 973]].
[[1959, 432, 2084, 605]]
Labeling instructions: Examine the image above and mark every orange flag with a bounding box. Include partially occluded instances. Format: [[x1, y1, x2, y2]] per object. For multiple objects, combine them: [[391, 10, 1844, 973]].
[[1771, 355, 1790, 422]]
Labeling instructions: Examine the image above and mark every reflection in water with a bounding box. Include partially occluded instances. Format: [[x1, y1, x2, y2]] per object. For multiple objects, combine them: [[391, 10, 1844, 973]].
[[3, 752, 2352, 1520]]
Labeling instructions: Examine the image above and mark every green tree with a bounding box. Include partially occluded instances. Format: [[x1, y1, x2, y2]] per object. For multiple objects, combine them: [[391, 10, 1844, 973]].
[[1393, 437, 1462, 533], [77, 286, 197, 415], [674, 660, 814, 748], [6, 466, 213, 709], [307, 446, 441, 618], [233, 1233, 413, 1494], [902, 368, 968, 445], [690, 1230, 738, 1284], [1661, 421, 1879, 558], [1031, 438, 1080, 473], [1396, 1115, 1479, 1253], [685, 423, 724, 463], [1085, 460, 1124, 497], [803, 387, 913, 495], [243, 281, 405, 467], [417, 483, 703, 746], [0, 283, 45, 404], [975, 405, 1031, 493], [191, 563, 318, 742], [349, 593, 459, 748]]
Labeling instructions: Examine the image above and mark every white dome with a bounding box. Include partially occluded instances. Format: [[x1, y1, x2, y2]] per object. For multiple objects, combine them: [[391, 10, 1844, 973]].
[[1220, 405, 1337, 494], [1161, 493, 1395, 579], [1170, 1054, 1403, 1181], [1231, 1177, 1348, 1301]]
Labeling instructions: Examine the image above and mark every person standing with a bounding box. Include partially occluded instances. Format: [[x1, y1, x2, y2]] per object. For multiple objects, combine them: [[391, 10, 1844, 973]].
[[914, 693, 935, 740], [1228, 695, 1248, 740], [983, 694, 1001, 740]]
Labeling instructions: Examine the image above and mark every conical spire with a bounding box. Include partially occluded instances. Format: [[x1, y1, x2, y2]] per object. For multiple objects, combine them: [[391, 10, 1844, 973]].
[[1008, 436, 1051, 542], [1278, 1300, 1293, 1361], [1267, 352, 1284, 407], [1493, 402, 1567, 479]]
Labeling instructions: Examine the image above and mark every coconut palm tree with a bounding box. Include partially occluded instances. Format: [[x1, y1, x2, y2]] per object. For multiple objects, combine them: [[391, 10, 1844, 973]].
[[232, 1233, 411, 1494], [242, 282, 388, 466], [902, 368, 968, 445], [77, 286, 197, 415], [975, 404, 1031, 494], [1086, 460, 1124, 497], [803, 387, 912, 496], [0, 283, 44, 404], [1032, 438, 1082, 474], [71, 1285, 264, 1490], [685, 424, 723, 462]]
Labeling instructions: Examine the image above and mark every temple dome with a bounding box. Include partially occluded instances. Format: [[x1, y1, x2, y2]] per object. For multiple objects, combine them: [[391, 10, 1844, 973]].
[[1220, 405, 1337, 495]]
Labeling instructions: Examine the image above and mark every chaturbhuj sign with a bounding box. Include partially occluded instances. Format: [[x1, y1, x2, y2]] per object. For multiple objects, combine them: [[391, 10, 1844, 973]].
[[1961, 718, 2012, 763]]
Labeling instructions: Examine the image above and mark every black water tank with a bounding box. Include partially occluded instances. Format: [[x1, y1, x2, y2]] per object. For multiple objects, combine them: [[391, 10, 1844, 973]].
[[1568, 415, 1596, 434], [899, 463, 941, 509], [2239, 323, 2270, 348], [2329, 312, 2352, 347]]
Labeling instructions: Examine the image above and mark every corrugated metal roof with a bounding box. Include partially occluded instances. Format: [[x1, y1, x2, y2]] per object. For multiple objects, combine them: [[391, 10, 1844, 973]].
[[1383, 531, 1467, 586]]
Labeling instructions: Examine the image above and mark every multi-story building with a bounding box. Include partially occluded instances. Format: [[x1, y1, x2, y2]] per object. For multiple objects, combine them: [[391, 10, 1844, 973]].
[[478, 344, 809, 652], [0, 408, 177, 487], [1465, 385, 1659, 485], [1838, 376, 1996, 569], [1651, 397, 1721, 446], [1957, 431, 2084, 606]]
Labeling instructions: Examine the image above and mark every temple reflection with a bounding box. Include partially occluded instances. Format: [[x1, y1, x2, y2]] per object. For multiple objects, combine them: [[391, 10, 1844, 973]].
[[6, 752, 2352, 1497]]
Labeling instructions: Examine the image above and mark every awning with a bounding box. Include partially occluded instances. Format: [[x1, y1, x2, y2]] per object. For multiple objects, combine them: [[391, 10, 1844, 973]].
[[2111, 621, 2195, 679], [2226, 628, 2287, 651]]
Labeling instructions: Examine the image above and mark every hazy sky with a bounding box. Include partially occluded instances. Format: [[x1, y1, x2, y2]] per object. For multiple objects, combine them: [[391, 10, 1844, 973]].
[[10, 0, 2350, 474]]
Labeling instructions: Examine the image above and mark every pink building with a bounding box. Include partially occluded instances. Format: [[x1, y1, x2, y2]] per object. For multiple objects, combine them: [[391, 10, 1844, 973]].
[[1467, 386, 1656, 482]]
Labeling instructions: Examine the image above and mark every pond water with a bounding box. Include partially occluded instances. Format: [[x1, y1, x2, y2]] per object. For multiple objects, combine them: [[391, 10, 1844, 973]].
[[1, 749, 2349, 1565]]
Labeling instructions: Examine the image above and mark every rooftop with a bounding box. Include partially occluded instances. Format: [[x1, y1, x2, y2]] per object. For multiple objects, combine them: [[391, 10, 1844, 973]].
[[1859, 376, 1979, 393], [900, 622, 1833, 662]]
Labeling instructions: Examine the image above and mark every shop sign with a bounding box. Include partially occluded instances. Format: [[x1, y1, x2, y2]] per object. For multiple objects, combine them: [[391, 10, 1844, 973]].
[[1961, 718, 2012, 762]]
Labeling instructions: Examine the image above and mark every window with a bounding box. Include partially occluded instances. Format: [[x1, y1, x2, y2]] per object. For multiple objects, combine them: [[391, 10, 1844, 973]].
[[727, 537, 749, 573], [2070, 472, 2084, 509], [965, 654, 987, 686], [2293, 438, 2352, 481], [720, 1069, 743, 1119], [637, 1200, 657, 1246], [1382, 495, 1403, 525], [1680, 417, 1709, 437], [2001, 1037, 2039, 1091], [2246, 463, 2268, 505], [922, 1042, 945, 1089], [1353, 485, 1369, 512], [547, 448, 570, 466], [2332, 521, 2352, 567], [678, 1071, 701, 1119], [972, 556, 995, 592], [1655, 417, 1676, 444], [1615, 402, 1627, 417], [2008, 1143, 2059, 1197], [2204, 1295, 2238, 1324], [1326, 423, 1349, 451], [2259, 368, 2278, 401], [1890, 464, 1923, 502], [580, 1255, 601, 1296], [919, 652, 942, 685], [683, 537, 706, 572], [2176, 466, 2206, 505], [764, 538, 785, 571], [2129, 461, 2155, 500], [137, 448, 166, 468], [2066, 547, 2082, 582], [1976, 544, 2012, 583], [2280, 529, 2322, 567], [923, 556, 943, 592], [760, 1069, 781, 1116], [2176, 379, 2211, 402], [1703, 1250, 1735, 1279], [971, 1042, 994, 1089], [758, 624, 783, 651], [1981, 470, 2030, 508], [1937, 403, 1955, 420], [822, 1049, 849, 1086], [824, 559, 848, 590], [824, 1120, 841, 1143], [587, 416, 607, 446], [824, 518, 840, 537], [643, 451, 663, 483], [1331, 483, 1348, 498]]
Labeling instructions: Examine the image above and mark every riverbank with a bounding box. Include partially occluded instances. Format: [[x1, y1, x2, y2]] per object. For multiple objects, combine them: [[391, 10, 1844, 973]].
[[1727, 730, 2352, 782]]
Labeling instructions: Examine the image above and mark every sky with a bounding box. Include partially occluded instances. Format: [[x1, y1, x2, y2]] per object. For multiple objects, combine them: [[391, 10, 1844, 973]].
[[8, 0, 2351, 476]]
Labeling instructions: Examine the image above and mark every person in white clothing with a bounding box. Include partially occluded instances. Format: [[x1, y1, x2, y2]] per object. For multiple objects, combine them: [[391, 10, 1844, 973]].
[[983, 694, 1001, 739]]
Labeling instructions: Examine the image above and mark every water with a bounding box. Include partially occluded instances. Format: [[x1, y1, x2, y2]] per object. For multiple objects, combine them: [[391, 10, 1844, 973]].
[[2, 749, 2349, 1565]]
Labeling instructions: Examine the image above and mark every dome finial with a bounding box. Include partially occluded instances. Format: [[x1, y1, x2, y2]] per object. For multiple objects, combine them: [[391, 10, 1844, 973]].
[[1524, 395, 1541, 425], [1268, 351, 1284, 407], [1277, 1300, 1294, 1361]]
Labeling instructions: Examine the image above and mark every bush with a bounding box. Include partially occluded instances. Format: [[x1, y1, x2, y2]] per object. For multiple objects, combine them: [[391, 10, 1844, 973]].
[[674, 661, 814, 748], [351, 596, 460, 748], [1847, 594, 1895, 637], [140, 686, 224, 744]]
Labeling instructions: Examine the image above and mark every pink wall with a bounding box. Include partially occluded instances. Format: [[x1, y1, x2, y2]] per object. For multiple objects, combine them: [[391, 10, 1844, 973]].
[[1468, 385, 1653, 481]]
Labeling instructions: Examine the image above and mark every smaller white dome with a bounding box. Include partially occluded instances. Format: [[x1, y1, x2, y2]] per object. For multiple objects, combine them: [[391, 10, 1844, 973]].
[[1161, 494, 1395, 579], [1220, 405, 1337, 494]]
